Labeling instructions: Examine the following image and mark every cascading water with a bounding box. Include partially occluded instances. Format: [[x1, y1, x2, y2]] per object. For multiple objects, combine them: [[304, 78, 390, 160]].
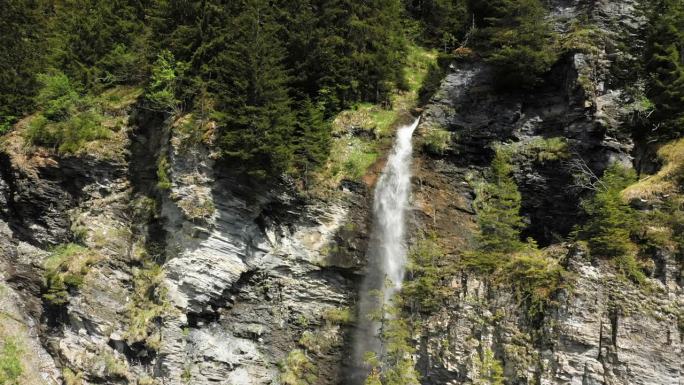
[[351, 117, 420, 382]]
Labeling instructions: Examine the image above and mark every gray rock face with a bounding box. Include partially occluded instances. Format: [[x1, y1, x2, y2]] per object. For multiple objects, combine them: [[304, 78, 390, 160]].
[[410, 1, 683, 384]]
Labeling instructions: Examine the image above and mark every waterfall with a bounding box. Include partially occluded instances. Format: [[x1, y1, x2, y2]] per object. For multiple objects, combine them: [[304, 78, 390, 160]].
[[351, 117, 419, 382]]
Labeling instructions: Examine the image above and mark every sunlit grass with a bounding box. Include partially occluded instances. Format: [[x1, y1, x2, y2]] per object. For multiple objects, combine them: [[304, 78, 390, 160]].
[[622, 138, 684, 200], [313, 43, 437, 193]]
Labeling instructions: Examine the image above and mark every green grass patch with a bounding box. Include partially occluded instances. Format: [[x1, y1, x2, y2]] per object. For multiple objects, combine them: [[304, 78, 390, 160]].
[[623, 138, 684, 200], [495, 137, 569, 163], [322, 307, 354, 326], [279, 349, 317, 385], [0, 338, 22, 385], [421, 125, 451, 155], [24, 73, 137, 156], [97, 86, 143, 113], [125, 261, 168, 351], [43, 243, 100, 306], [313, 43, 437, 192]]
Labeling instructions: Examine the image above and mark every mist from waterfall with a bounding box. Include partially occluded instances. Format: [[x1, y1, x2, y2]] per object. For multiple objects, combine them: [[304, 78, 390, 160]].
[[351, 117, 419, 382]]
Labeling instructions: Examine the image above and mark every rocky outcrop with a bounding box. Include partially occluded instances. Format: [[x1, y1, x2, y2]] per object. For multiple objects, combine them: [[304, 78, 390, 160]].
[[0, 101, 374, 384], [410, 1, 682, 384], [149, 113, 372, 385]]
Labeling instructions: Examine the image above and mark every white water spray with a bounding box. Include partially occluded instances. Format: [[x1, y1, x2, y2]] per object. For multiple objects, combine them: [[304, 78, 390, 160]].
[[351, 117, 419, 381]]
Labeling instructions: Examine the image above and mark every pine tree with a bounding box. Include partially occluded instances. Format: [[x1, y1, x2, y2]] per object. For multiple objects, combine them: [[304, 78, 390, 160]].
[[578, 163, 638, 258], [644, 0, 684, 138], [471, 0, 558, 88], [466, 150, 526, 273], [208, 0, 296, 177], [292, 98, 331, 182], [403, 0, 468, 50], [49, 0, 149, 88], [0, 0, 48, 126]]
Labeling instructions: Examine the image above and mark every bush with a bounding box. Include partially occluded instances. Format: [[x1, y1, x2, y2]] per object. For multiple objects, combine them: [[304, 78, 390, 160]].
[[614, 254, 648, 286], [26, 72, 114, 154], [403, 236, 451, 313], [504, 252, 567, 318], [495, 137, 569, 163], [26, 111, 110, 153], [421, 126, 451, 155], [156, 154, 172, 190], [145, 50, 187, 114], [469, 150, 526, 263], [322, 307, 354, 325], [279, 350, 317, 385], [35, 72, 81, 120]]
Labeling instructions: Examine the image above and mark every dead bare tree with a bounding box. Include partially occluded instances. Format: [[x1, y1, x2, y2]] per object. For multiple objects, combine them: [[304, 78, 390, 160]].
[[563, 151, 606, 192]]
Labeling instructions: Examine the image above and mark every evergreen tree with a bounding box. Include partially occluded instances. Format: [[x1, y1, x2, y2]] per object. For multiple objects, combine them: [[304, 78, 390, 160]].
[[644, 0, 684, 138], [471, 0, 558, 88], [292, 98, 332, 180], [466, 150, 526, 273], [403, 0, 468, 50], [0, 0, 48, 127], [577, 163, 638, 258], [208, 0, 296, 177], [49, 0, 149, 88]]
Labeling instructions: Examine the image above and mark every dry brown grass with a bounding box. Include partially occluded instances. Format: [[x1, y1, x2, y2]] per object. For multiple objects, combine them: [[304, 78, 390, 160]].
[[622, 138, 684, 200]]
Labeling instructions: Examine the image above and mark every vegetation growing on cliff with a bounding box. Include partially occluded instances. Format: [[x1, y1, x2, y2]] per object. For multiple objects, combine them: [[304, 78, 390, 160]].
[[464, 148, 568, 317], [644, 0, 684, 139], [0, 338, 22, 385], [576, 164, 639, 258], [471, 0, 559, 88], [43, 243, 100, 306]]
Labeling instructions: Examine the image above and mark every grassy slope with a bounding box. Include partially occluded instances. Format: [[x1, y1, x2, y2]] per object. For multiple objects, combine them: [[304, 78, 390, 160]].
[[312, 43, 438, 193]]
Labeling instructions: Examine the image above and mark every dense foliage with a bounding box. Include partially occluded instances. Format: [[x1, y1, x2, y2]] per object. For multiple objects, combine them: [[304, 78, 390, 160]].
[[644, 0, 684, 139], [0, 0, 572, 175], [467, 151, 526, 273], [2, 0, 682, 173], [576, 164, 638, 258]]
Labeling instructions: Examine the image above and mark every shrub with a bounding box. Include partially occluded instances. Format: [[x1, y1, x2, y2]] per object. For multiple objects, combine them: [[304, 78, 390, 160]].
[[35, 72, 81, 120], [614, 254, 648, 285], [322, 307, 354, 326], [63, 368, 83, 385], [146, 50, 187, 114], [559, 19, 604, 55], [125, 261, 167, 351], [495, 137, 569, 163], [26, 72, 113, 154], [156, 154, 172, 190], [504, 252, 567, 318], [279, 350, 317, 385], [473, 348, 504, 385], [421, 126, 451, 155]]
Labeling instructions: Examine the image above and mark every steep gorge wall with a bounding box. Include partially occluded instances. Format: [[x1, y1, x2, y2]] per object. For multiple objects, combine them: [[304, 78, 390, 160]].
[[0, 101, 372, 384], [409, 0, 682, 384]]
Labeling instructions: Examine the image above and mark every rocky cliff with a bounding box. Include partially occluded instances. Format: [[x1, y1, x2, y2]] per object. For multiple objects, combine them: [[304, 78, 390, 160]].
[[409, 0, 682, 384]]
